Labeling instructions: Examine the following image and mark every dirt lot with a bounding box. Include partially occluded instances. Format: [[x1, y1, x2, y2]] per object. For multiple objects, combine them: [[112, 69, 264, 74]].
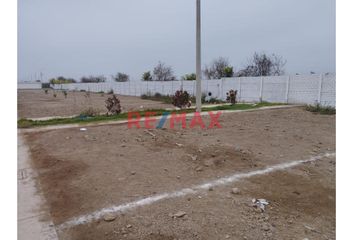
[[22, 107, 335, 240], [18, 90, 170, 119]]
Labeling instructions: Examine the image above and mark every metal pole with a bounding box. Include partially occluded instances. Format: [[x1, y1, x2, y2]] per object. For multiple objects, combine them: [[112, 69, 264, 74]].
[[196, 0, 202, 112]]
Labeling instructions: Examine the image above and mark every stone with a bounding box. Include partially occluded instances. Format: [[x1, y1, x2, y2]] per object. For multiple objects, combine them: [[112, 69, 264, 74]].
[[131, 171, 136, 175], [195, 166, 203, 172], [203, 159, 214, 167], [174, 211, 186, 218], [261, 223, 270, 231], [103, 213, 116, 222], [231, 188, 241, 195], [126, 224, 132, 228], [190, 155, 198, 161]]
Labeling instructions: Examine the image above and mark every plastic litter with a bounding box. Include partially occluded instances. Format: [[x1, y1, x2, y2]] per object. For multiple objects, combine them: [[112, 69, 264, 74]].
[[252, 198, 270, 212]]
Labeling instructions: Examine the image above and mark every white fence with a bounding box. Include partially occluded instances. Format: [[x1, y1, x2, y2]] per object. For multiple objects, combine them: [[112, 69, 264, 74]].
[[51, 74, 335, 107], [17, 83, 42, 89]]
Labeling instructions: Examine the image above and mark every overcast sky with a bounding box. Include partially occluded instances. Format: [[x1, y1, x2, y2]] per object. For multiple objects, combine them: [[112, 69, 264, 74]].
[[18, 0, 335, 82]]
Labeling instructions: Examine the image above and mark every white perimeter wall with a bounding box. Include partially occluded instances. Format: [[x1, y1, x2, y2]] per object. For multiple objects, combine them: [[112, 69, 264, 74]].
[[17, 83, 42, 90], [50, 74, 335, 107]]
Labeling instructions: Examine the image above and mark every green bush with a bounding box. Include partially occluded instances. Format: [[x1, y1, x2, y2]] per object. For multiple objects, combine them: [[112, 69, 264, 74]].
[[182, 73, 196, 81], [142, 71, 153, 81]]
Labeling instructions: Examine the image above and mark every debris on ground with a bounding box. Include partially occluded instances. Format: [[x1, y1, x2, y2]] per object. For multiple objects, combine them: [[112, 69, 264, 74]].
[[144, 130, 156, 138], [80, 128, 87, 131], [188, 154, 198, 161], [252, 198, 270, 212], [103, 213, 116, 222], [304, 224, 319, 233], [175, 143, 183, 147]]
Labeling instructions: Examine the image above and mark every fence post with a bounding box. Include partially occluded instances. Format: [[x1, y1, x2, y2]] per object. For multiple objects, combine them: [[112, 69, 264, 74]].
[[317, 74, 323, 104], [221, 78, 225, 100], [259, 77, 264, 102], [238, 78, 242, 102], [285, 75, 290, 103]]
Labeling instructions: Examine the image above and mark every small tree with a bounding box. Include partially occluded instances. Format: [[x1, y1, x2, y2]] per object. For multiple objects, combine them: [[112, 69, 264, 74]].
[[153, 62, 176, 81], [203, 57, 234, 79], [182, 73, 196, 81], [105, 95, 122, 115], [227, 90, 237, 105], [113, 72, 129, 82], [142, 71, 153, 81], [172, 90, 191, 108]]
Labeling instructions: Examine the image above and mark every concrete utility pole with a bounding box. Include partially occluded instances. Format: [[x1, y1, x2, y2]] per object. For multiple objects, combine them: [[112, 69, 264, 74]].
[[196, 0, 202, 112]]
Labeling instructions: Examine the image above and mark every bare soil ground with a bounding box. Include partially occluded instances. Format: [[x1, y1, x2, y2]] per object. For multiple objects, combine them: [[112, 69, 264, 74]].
[[22, 107, 335, 240], [18, 90, 170, 119]]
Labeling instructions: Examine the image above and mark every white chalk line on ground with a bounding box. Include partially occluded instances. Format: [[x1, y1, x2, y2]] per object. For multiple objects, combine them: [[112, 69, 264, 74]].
[[57, 152, 335, 231]]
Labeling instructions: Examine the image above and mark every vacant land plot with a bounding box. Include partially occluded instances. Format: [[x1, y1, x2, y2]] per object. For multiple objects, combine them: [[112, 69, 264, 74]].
[[22, 107, 335, 240], [18, 90, 170, 119]]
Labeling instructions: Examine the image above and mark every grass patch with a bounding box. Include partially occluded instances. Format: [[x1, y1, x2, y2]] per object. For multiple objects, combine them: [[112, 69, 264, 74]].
[[18, 102, 284, 128], [305, 104, 336, 115]]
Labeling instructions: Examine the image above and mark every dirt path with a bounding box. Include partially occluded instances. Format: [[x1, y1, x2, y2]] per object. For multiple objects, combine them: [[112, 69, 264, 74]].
[[22, 107, 335, 239], [18, 133, 58, 240]]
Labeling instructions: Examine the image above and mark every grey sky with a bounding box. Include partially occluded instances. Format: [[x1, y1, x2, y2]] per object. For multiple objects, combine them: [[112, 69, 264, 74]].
[[18, 0, 335, 82]]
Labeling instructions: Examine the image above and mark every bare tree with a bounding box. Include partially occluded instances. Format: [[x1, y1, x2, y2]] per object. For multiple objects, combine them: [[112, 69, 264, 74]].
[[236, 52, 286, 77], [153, 62, 176, 81], [203, 57, 234, 79]]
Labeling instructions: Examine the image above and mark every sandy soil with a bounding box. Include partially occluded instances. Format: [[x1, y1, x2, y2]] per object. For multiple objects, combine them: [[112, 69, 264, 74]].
[[23, 107, 335, 240], [18, 90, 171, 119]]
